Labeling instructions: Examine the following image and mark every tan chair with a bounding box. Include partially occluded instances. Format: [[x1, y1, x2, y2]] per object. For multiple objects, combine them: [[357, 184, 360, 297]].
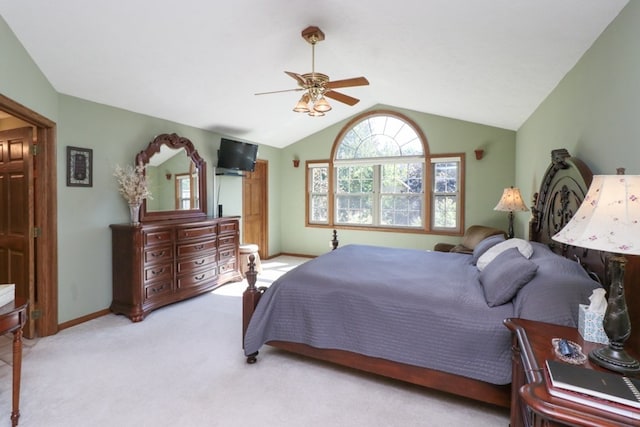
[[434, 225, 506, 254]]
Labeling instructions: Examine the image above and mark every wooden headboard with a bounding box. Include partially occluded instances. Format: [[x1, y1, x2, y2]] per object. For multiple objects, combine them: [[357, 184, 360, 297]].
[[529, 148, 640, 355]]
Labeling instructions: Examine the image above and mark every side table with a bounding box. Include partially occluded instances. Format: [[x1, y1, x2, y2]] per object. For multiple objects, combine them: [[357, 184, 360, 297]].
[[0, 298, 28, 427], [504, 318, 640, 427]]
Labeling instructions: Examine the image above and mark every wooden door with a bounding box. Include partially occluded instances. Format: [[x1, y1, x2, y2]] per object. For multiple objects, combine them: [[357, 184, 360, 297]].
[[0, 127, 35, 337], [242, 160, 268, 259]]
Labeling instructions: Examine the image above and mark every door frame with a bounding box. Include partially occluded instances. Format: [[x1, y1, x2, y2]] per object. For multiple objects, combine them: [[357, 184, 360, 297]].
[[0, 93, 58, 337]]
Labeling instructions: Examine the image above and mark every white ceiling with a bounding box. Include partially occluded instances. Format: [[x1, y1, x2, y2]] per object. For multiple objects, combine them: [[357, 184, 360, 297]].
[[0, 1, 629, 148]]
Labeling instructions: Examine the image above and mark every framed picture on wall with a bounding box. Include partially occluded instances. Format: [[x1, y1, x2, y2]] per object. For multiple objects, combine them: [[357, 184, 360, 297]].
[[66, 146, 93, 187]]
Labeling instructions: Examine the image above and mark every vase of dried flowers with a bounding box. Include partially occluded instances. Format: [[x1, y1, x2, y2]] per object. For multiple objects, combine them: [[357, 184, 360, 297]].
[[113, 164, 152, 225], [128, 202, 142, 225]]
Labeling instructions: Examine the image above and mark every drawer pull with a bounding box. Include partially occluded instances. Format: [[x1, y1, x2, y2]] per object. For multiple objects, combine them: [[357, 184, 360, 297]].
[[151, 285, 166, 293], [194, 274, 206, 281], [194, 259, 206, 265], [194, 244, 205, 251], [221, 251, 231, 257], [151, 268, 166, 276], [150, 250, 166, 258]]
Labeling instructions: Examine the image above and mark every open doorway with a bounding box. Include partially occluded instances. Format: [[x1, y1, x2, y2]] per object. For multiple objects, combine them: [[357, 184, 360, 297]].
[[0, 94, 58, 338]]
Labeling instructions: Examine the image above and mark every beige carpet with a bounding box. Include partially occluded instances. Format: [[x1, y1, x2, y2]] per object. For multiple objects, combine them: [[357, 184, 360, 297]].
[[0, 256, 509, 426]]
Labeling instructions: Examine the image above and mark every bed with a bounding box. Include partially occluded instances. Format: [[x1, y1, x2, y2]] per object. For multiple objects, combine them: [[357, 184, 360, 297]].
[[241, 149, 630, 408]]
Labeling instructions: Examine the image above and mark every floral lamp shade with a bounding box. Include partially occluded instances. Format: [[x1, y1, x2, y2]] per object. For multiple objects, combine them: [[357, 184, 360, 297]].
[[552, 175, 640, 256], [494, 187, 529, 213]]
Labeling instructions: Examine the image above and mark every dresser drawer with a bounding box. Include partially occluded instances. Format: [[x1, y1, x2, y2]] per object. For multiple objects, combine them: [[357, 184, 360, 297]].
[[218, 234, 237, 249], [143, 245, 173, 265], [176, 253, 217, 274], [218, 259, 238, 275], [218, 246, 236, 262], [177, 224, 217, 241], [177, 240, 217, 258], [143, 263, 173, 284], [144, 229, 173, 246], [218, 221, 238, 235], [144, 280, 173, 300], [177, 267, 217, 289]]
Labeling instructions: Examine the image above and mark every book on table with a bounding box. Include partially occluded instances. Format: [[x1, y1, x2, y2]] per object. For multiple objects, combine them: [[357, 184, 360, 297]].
[[546, 359, 640, 419]]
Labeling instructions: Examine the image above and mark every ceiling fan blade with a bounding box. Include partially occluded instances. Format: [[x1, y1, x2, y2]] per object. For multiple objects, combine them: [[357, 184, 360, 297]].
[[325, 77, 369, 90], [255, 88, 303, 96], [324, 90, 360, 106], [285, 71, 307, 87]]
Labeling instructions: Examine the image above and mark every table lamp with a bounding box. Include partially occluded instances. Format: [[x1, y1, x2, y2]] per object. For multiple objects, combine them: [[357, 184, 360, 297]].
[[552, 173, 640, 374], [494, 186, 529, 238]]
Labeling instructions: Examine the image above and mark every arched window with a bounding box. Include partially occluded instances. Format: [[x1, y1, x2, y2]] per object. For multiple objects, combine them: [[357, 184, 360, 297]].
[[307, 110, 464, 233]]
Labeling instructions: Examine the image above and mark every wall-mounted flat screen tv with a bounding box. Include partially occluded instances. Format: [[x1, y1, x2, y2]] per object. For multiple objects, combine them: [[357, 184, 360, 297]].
[[216, 138, 258, 172]]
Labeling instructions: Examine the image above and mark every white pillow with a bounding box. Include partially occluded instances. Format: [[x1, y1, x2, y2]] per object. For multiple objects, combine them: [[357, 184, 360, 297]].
[[476, 238, 533, 271]]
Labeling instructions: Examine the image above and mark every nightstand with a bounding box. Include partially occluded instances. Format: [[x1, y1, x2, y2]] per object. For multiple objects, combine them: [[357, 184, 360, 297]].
[[504, 318, 640, 427]]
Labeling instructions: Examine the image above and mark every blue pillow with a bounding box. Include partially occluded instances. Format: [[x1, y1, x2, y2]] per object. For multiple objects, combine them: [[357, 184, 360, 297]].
[[472, 234, 506, 265], [480, 247, 538, 307]]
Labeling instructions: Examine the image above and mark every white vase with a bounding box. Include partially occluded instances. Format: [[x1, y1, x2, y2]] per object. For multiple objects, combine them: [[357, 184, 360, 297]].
[[129, 203, 141, 225]]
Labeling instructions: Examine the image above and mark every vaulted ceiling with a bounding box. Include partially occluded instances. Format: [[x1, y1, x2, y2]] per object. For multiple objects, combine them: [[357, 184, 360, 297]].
[[0, 1, 629, 148]]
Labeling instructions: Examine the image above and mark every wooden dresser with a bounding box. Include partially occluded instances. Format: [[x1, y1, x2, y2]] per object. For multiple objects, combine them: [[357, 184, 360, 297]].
[[110, 217, 242, 321]]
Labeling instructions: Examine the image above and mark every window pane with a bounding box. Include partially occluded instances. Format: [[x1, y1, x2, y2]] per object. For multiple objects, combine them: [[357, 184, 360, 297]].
[[336, 166, 373, 194], [310, 195, 328, 222], [381, 194, 423, 226], [433, 195, 457, 228], [336, 195, 372, 224], [335, 115, 424, 160], [381, 163, 423, 193], [311, 167, 328, 193], [433, 162, 458, 193]]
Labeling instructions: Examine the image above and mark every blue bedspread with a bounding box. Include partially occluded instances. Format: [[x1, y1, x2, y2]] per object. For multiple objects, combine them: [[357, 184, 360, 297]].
[[244, 243, 599, 385]]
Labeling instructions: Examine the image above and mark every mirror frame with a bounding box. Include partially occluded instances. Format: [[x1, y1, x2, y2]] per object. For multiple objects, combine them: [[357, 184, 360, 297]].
[[136, 133, 207, 222]]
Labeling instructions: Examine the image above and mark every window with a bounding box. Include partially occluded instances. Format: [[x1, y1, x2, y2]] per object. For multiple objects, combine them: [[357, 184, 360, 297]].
[[175, 173, 199, 209], [308, 162, 329, 224], [431, 157, 461, 230], [305, 111, 464, 234]]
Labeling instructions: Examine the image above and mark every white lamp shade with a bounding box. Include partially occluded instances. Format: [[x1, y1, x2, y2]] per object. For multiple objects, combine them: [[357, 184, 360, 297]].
[[494, 187, 529, 212], [552, 175, 640, 255]]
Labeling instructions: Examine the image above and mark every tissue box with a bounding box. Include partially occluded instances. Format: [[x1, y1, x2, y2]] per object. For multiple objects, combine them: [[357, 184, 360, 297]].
[[578, 304, 609, 344]]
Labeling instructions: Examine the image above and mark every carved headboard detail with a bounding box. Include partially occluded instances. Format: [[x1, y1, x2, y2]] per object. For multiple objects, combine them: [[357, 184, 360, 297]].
[[529, 149, 606, 284]]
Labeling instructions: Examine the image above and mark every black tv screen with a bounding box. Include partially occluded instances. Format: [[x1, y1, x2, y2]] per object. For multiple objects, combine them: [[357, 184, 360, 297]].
[[217, 138, 258, 172]]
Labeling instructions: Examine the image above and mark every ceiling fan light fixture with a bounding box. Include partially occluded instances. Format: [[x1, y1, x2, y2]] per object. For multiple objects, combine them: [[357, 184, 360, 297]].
[[313, 96, 332, 113], [293, 94, 310, 113], [308, 109, 325, 117]]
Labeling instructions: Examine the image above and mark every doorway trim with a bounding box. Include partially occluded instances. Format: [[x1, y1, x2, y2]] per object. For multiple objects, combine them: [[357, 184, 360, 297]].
[[0, 93, 58, 337]]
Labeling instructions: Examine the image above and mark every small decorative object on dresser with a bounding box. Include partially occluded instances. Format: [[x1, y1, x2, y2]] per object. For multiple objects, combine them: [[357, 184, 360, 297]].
[[113, 163, 151, 225]]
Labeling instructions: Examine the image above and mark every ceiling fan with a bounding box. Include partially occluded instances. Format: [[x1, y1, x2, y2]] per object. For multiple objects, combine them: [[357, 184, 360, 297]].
[[255, 26, 369, 117]]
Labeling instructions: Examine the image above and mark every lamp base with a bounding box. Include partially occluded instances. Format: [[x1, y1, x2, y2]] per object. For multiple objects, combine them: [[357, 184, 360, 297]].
[[589, 346, 640, 375]]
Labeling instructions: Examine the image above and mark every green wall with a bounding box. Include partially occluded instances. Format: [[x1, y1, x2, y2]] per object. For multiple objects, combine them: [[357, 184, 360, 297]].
[[516, 1, 639, 237], [0, 16, 58, 121], [281, 105, 517, 255]]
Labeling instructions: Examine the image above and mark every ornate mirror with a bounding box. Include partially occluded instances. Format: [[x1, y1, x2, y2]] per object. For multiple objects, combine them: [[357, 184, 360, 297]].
[[136, 133, 207, 222]]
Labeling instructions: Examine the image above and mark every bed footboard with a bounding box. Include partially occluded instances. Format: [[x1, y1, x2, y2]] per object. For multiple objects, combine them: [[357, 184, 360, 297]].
[[242, 255, 266, 363]]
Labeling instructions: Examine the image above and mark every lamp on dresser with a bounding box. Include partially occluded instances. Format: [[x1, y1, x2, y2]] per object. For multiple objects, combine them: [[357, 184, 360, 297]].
[[552, 171, 640, 375], [494, 186, 528, 238]]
